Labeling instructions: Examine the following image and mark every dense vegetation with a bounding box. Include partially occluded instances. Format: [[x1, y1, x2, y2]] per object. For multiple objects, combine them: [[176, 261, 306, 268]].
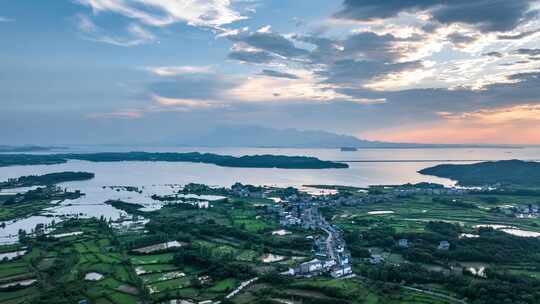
[[105, 200, 145, 215], [0, 152, 349, 169], [0, 154, 68, 167], [419, 160, 540, 186], [0, 172, 94, 189], [5, 180, 540, 303]]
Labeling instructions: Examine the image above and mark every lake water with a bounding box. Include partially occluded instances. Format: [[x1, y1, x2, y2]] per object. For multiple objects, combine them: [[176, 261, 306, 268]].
[[1, 146, 539, 243]]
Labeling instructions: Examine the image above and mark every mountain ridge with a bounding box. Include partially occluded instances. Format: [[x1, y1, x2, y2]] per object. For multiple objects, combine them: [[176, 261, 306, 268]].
[[166, 125, 522, 149]]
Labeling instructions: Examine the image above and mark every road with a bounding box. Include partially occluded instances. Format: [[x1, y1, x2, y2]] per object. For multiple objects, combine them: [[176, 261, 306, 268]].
[[402, 286, 467, 304]]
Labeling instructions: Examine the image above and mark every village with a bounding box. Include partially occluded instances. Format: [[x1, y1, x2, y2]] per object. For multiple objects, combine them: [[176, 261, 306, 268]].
[[228, 182, 467, 277], [230, 182, 472, 208], [272, 196, 353, 278]]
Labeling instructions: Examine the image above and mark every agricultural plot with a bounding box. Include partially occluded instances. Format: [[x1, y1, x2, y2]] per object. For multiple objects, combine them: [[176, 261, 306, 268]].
[[0, 219, 143, 304], [331, 193, 540, 235], [233, 278, 452, 304], [128, 239, 253, 303]]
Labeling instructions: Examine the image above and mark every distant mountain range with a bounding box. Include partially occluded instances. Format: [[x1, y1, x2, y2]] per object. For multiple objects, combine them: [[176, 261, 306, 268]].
[[168, 125, 520, 149]]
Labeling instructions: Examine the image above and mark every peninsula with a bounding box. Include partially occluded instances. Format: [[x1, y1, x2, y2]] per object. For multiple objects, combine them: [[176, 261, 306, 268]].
[[419, 159, 540, 187], [0, 172, 95, 189]]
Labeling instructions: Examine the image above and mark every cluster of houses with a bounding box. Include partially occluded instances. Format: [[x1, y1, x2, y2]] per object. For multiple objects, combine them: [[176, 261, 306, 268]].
[[491, 203, 540, 218], [366, 239, 450, 265], [398, 238, 451, 251], [513, 204, 540, 218], [228, 182, 472, 211], [297, 185, 470, 208], [231, 183, 265, 198], [231, 183, 463, 274], [272, 198, 353, 278]]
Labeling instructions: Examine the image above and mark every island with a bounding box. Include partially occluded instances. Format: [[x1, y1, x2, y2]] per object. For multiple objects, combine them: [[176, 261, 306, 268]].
[[0, 152, 349, 169], [0, 172, 95, 189], [419, 159, 540, 187]]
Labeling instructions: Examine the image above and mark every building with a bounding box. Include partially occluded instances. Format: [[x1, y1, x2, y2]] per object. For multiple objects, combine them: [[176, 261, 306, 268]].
[[280, 214, 301, 226], [313, 237, 329, 257], [331, 265, 353, 278], [369, 254, 384, 265], [438, 241, 450, 250], [275, 195, 354, 278], [294, 259, 323, 276], [398, 239, 408, 248], [323, 259, 337, 269]]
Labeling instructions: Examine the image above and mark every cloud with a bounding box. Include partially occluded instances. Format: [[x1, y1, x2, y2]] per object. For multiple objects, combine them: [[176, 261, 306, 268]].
[[320, 59, 423, 85], [228, 30, 310, 59], [483, 51, 504, 58], [446, 32, 479, 48], [0, 16, 14, 22], [74, 0, 245, 29], [439, 103, 540, 124], [227, 49, 275, 63], [88, 110, 143, 119], [144, 65, 214, 77], [515, 48, 540, 56], [342, 31, 406, 61], [226, 27, 432, 95], [76, 15, 155, 47], [152, 95, 227, 111], [260, 69, 299, 79], [498, 28, 540, 40], [337, 71, 540, 124], [334, 0, 437, 21], [227, 74, 337, 103], [431, 0, 537, 32], [335, 0, 539, 32]]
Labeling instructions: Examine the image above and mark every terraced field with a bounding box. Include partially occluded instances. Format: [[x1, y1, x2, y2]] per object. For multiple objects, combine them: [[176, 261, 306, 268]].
[[0, 219, 143, 304]]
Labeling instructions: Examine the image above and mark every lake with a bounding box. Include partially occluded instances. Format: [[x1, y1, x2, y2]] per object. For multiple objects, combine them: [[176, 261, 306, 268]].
[[1, 146, 539, 243]]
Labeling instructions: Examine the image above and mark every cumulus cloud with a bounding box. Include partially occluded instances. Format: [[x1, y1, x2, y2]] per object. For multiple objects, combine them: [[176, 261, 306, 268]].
[[70, 1, 540, 142], [334, 0, 539, 33], [227, 49, 275, 64], [74, 0, 245, 29], [515, 48, 540, 56], [446, 32, 479, 49], [260, 69, 299, 79], [483, 51, 504, 58], [498, 28, 540, 40], [227, 30, 309, 59], [227, 27, 429, 92], [320, 59, 423, 85]]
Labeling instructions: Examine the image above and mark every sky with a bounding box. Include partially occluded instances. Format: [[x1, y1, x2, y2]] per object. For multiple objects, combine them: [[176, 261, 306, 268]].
[[1, 0, 540, 145]]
